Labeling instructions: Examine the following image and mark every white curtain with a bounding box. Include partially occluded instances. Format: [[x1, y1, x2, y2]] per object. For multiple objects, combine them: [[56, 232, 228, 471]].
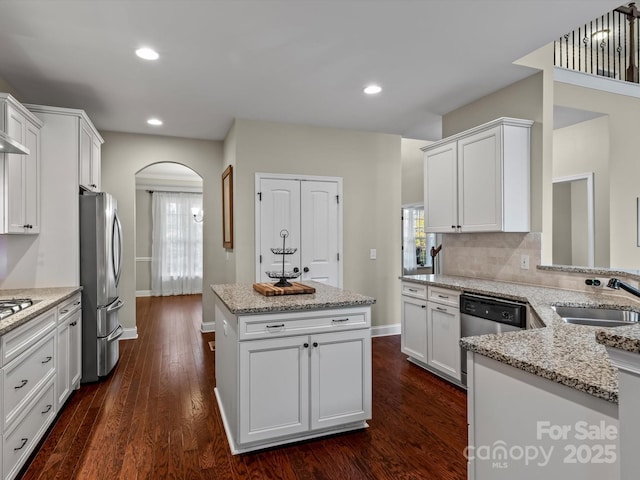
[[402, 207, 418, 275], [151, 192, 203, 296]]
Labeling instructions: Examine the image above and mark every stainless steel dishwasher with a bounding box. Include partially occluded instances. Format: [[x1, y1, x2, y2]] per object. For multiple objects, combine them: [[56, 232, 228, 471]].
[[460, 293, 527, 385]]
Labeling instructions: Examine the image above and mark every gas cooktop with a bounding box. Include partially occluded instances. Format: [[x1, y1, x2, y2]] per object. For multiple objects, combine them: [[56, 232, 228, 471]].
[[0, 299, 34, 321]]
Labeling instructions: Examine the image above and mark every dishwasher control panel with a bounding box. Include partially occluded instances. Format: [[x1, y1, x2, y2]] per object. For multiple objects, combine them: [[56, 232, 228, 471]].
[[460, 294, 526, 328]]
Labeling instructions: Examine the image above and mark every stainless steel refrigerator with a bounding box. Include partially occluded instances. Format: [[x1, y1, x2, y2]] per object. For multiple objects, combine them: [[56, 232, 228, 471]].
[[79, 191, 124, 382]]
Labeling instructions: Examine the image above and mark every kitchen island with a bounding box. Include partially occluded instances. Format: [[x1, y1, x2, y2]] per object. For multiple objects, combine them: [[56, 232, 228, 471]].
[[211, 282, 375, 454]]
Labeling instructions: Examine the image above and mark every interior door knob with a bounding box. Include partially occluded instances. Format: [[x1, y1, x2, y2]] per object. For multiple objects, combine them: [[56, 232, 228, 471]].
[[303, 267, 309, 273]]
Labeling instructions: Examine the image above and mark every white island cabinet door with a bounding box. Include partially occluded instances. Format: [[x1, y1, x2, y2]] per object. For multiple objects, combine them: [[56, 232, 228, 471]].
[[239, 335, 309, 444], [310, 329, 371, 431]]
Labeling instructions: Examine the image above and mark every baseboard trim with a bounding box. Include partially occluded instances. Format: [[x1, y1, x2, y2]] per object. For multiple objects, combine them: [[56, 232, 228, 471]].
[[120, 326, 138, 340], [371, 323, 401, 337], [201, 321, 215, 333], [136, 290, 152, 297]]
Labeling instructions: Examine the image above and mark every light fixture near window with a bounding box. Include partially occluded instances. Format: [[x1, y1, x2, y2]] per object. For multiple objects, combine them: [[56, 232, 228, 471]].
[[591, 29, 611, 42], [191, 207, 204, 223]]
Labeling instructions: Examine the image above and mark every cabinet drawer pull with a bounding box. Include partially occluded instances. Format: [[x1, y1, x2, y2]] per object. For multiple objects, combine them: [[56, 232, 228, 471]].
[[14, 380, 28, 389], [436, 306, 447, 312], [14, 438, 28, 451], [74, 301, 81, 306], [437, 295, 449, 299], [42, 356, 53, 364], [266, 324, 285, 329], [421, 305, 426, 309], [332, 318, 349, 323], [60, 309, 69, 314], [408, 288, 418, 293], [70, 321, 78, 327], [41, 404, 52, 414]]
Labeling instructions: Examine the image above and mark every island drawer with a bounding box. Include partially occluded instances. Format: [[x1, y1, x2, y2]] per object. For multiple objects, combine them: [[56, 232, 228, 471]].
[[401, 282, 427, 299], [238, 307, 371, 341]]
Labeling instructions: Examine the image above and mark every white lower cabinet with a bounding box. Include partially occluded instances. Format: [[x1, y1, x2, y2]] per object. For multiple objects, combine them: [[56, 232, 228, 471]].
[[0, 292, 82, 480], [401, 282, 462, 383], [216, 300, 372, 454], [426, 301, 461, 380]]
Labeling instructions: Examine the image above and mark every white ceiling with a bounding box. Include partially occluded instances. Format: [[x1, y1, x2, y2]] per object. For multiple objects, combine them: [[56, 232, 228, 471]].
[[0, 1, 622, 142]]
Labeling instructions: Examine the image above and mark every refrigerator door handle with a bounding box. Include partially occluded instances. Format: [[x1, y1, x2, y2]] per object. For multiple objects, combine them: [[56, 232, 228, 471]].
[[106, 299, 124, 313], [106, 325, 124, 343], [112, 210, 123, 288]]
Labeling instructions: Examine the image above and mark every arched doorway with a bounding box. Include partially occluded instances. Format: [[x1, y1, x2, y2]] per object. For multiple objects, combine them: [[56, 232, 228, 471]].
[[135, 162, 204, 297]]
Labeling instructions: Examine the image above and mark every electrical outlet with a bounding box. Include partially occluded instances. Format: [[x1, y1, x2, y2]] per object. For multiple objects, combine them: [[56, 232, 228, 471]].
[[370, 249, 377, 260], [520, 254, 529, 270]]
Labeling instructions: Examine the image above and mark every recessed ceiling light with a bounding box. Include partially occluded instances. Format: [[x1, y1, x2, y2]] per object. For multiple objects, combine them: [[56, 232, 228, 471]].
[[147, 118, 163, 126], [364, 84, 382, 95], [591, 29, 611, 42], [136, 47, 159, 61]]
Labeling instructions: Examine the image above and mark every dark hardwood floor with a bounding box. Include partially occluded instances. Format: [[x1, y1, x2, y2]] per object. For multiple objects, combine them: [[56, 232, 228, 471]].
[[21, 295, 467, 479]]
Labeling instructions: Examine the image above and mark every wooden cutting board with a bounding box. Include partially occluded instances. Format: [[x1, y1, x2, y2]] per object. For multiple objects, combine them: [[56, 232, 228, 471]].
[[253, 282, 316, 296]]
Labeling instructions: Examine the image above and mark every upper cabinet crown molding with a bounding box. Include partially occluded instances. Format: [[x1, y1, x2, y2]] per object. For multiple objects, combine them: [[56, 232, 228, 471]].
[[423, 117, 533, 234]]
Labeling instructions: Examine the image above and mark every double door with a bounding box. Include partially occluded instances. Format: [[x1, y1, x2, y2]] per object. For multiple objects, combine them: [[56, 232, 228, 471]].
[[256, 175, 342, 287], [238, 328, 371, 444]]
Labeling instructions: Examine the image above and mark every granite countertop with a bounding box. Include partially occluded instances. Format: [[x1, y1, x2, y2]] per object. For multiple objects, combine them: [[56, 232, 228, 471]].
[[0, 286, 82, 336], [402, 274, 640, 404], [211, 281, 376, 315]]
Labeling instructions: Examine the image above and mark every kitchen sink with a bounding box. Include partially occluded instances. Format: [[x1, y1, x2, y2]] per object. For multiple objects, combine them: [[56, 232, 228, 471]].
[[552, 305, 639, 327]]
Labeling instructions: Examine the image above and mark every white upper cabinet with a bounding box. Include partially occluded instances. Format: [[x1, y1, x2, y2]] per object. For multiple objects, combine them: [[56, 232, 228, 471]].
[[79, 117, 102, 191], [423, 117, 533, 233], [0, 94, 43, 235]]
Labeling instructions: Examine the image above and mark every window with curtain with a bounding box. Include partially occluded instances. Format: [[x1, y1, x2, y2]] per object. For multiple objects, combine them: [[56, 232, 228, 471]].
[[151, 192, 203, 296]]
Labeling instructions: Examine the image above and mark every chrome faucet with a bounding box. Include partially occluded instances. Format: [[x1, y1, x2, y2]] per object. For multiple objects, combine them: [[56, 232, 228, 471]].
[[607, 278, 640, 298]]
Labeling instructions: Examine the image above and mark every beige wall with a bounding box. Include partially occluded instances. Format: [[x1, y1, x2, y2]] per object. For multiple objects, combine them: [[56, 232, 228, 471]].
[[555, 82, 640, 269], [552, 183, 572, 265], [101, 132, 225, 332], [230, 119, 401, 327], [221, 121, 237, 283], [442, 72, 544, 233], [401, 138, 430, 205], [553, 116, 610, 266]]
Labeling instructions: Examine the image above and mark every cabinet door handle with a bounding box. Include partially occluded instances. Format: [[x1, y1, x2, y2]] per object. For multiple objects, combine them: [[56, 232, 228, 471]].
[[313, 342, 318, 348], [42, 356, 53, 364], [14, 438, 28, 451], [70, 321, 77, 327], [74, 301, 81, 306], [266, 324, 285, 329], [332, 318, 349, 323], [303, 267, 309, 273], [421, 305, 426, 309], [436, 306, 447, 312], [303, 343, 309, 348], [90, 184, 97, 189], [15, 380, 28, 389], [41, 404, 52, 414]]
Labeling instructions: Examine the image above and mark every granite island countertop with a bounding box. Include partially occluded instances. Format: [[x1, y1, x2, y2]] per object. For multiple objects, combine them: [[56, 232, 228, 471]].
[[402, 274, 640, 404], [211, 281, 376, 315], [0, 286, 82, 336]]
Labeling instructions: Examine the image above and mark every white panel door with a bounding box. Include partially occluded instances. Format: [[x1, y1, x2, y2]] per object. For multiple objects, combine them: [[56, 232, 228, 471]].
[[239, 335, 309, 444], [23, 121, 40, 233], [310, 329, 371, 431], [400, 295, 428, 362], [457, 126, 502, 231], [300, 180, 339, 286], [424, 141, 458, 232], [258, 178, 301, 282], [426, 302, 461, 380]]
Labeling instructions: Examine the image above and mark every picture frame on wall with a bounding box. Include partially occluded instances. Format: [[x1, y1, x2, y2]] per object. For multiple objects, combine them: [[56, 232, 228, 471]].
[[222, 165, 233, 249]]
